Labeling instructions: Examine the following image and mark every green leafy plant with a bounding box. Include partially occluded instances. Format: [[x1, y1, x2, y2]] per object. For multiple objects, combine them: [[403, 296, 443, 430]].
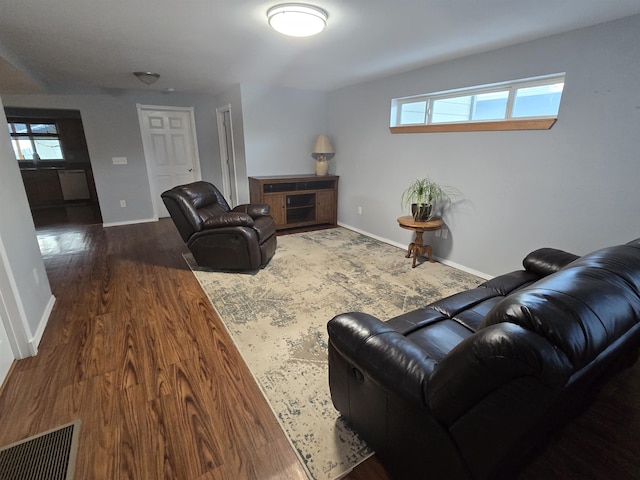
[[401, 177, 456, 221]]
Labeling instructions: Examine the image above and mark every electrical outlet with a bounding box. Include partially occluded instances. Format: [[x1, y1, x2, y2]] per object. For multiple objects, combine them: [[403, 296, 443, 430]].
[[112, 157, 128, 165], [120, 200, 127, 207], [357, 206, 362, 215], [441, 228, 448, 239], [435, 230, 441, 237]]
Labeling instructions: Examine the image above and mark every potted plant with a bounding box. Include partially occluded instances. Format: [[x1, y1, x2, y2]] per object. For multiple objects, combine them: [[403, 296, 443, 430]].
[[401, 177, 455, 221]]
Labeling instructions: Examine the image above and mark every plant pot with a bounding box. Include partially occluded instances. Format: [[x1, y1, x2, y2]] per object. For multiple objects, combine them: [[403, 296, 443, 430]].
[[411, 203, 432, 222]]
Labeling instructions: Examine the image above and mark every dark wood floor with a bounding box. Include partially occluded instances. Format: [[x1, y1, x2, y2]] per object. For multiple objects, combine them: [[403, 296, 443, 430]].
[[0, 214, 638, 479], [30, 202, 103, 229]]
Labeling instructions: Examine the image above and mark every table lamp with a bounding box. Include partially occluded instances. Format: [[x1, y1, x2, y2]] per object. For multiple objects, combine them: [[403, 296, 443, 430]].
[[312, 134, 334, 176]]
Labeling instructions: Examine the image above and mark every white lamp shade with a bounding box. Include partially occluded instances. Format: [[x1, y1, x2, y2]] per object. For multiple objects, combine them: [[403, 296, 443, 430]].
[[267, 4, 327, 37], [312, 134, 334, 155]]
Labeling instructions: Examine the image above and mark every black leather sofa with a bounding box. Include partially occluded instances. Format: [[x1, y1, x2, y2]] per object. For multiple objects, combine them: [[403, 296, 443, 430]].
[[328, 239, 640, 479], [162, 181, 277, 271]]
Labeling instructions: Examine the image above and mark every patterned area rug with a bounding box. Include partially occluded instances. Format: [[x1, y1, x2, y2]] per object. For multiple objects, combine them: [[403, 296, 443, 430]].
[[186, 227, 482, 480]]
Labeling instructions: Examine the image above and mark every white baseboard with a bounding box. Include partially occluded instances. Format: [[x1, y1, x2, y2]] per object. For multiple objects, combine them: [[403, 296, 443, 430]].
[[337, 222, 493, 280], [102, 217, 157, 228], [29, 294, 56, 356]]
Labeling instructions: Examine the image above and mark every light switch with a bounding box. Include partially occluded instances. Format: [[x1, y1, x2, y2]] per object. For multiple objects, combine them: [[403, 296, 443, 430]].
[[112, 157, 128, 165]]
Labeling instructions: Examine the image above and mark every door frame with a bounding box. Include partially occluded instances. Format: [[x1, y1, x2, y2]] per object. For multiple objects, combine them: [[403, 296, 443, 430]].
[[0, 236, 29, 361], [216, 104, 238, 207], [137, 104, 202, 219]]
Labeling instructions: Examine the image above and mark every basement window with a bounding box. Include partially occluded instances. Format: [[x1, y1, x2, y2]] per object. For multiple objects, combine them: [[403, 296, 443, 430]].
[[7, 121, 64, 161], [390, 73, 565, 133]]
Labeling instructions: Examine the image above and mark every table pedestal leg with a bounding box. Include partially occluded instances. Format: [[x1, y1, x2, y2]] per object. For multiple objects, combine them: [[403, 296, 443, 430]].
[[405, 242, 415, 258], [406, 230, 434, 268]]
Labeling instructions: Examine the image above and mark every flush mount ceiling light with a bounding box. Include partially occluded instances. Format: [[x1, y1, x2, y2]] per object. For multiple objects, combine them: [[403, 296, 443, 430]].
[[267, 3, 328, 37], [133, 71, 160, 85]]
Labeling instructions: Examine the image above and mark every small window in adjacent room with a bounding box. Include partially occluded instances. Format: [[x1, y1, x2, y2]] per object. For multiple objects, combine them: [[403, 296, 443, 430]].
[[7, 121, 64, 161], [390, 73, 565, 133]]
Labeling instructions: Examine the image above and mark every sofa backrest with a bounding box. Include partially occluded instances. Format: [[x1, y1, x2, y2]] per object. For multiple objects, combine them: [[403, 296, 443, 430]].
[[427, 240, 640, 426], [480, 241, 640, 372]]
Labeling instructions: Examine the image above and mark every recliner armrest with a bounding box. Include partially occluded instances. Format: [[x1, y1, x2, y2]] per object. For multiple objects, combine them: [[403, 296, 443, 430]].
[[202, 212, 254, 229], [232, 203, 271, 218], [328, 312, 437, 408]]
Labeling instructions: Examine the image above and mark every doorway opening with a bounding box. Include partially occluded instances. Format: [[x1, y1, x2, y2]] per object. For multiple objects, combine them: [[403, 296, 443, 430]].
[[216, 105, 238, 208], [5, 107, 102, 229]]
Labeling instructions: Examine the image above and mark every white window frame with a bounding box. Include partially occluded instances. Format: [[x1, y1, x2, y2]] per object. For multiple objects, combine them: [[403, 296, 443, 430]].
[[390, 73, 565, 131]]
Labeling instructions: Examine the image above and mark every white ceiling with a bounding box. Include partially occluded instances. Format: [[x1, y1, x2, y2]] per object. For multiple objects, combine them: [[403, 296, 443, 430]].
[[1, 0, 640, 95]]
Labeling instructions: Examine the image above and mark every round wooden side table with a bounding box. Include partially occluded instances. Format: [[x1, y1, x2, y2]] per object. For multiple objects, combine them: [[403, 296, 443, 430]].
[[397, 215, 444, 268]]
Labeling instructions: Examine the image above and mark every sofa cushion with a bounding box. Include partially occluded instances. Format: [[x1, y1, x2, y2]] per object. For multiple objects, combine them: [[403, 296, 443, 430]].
[[406, 319, 475, 363]]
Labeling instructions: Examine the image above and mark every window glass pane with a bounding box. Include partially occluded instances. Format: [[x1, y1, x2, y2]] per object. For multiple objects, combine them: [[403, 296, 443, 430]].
[[33, 138, 63, 159], [399, 101, 427, 124], [30, 123, 58, 134], [471, 90, 509, 121], [431, 95, 472, 123], [10, 123, 28, 134], [512, 82, 564, 118], [12, 138, 34, 160]]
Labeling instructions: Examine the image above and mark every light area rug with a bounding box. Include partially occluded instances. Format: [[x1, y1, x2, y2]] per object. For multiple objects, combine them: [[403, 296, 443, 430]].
[[185, 227, 483, 480]]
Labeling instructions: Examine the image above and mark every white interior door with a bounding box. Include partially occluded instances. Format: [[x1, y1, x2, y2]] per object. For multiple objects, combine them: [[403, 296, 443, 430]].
[[0, 305, 15, 388], [216, 105, 238, 207], [138, 105, 202, 218]]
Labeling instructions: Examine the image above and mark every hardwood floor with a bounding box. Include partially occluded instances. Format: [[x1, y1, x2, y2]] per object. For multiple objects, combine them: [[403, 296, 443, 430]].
[[0, 219, 310, 479], [30, 202, 103, 229], [0, 218, 638, 479]]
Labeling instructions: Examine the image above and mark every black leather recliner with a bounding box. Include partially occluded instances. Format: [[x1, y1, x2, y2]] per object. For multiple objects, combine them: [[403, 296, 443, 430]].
[[161, 181, 277, 271], [328, 239, 640, 480]]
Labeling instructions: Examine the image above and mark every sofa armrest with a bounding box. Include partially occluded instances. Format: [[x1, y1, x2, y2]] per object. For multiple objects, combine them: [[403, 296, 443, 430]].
[[523, 247, 579, 276], [232, 203, 271, 218], [202, 211, 254, 229], [328, 312, 437, 408]]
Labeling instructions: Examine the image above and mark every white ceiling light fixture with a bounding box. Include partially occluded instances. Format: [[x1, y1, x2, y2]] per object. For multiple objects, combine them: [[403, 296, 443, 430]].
[[267, 3, 328, 37], [133, 71, 160, 85]]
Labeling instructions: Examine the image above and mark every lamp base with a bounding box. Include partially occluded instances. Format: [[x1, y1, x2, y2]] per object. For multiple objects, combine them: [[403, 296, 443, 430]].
[[315, 159, 329, 176]]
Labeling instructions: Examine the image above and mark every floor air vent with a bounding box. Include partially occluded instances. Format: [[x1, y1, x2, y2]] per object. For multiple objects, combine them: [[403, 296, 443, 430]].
[[0, 420, 81, 480]]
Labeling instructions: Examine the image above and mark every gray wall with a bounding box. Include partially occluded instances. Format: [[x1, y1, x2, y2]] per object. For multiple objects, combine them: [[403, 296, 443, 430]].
[[328, 15, 640, 277], [0, 96, 53, 355], [241, 84, 327, 177], [2, 89, 222, 224]]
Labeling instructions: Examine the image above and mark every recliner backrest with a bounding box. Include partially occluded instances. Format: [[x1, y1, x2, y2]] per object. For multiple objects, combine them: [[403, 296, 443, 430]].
[[161, 181, 231, 242]]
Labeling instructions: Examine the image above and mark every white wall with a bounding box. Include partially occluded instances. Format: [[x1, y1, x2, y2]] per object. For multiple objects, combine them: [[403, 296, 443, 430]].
[[241, 84, 328, 177], [0, 96, 55, 357], [328, 15, 640, 277]]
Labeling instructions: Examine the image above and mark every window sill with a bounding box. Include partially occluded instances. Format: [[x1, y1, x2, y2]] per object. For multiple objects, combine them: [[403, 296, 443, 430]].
[[389, 118, 556, 134]]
